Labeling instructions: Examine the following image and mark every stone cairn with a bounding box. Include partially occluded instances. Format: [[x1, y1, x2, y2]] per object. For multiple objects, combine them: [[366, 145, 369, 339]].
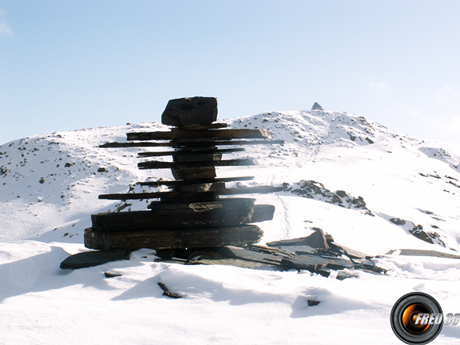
[[84, 97, 284, 251]]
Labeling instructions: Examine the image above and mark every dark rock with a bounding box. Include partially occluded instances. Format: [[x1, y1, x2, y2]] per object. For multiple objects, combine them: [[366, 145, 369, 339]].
[[158, 282, 182, 298], [104, 271, 122, 278], [161, 97, 218, 126], [60, 249, 131, 269], [286, 181, 371, 212], [267, 227, 329, 250], [311, 102, 323, 110], [390, 218, 406, 225], [365, 137, 374, 144], [351, 196, 367, 209], [308, 300, 320, 306], [336, 271, 359, 280], [325, 233, 335, 244], [285, 180, 342, 205], [409, 224, 434, 244], [251, 204, 276, 223], [336, 190, 347, 198]]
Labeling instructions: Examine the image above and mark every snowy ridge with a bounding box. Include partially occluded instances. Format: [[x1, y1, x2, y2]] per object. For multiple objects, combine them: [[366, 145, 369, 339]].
[[1, 109, 460, 250], [1, 110, 460, 344]]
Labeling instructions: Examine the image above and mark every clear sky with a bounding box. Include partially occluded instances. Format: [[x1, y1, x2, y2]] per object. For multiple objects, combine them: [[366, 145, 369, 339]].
[[1, 0, 460, 146]]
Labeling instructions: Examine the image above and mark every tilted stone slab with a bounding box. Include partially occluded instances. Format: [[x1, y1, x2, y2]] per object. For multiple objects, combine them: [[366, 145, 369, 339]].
[[99, 139, 284, 148], [98, 186, 285, 200], [139, 176, 254, 187], [127, 128, 271, 141], [60, 249, 131, 269], [138, 158, 256, 170], [84, 225, 263, 251], [137, 148, 245, 158]]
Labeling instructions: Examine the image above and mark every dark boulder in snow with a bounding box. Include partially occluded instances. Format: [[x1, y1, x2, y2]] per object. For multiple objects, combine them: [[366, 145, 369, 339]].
[[284, 180, 372, 214], [161, 97, 218, 126]]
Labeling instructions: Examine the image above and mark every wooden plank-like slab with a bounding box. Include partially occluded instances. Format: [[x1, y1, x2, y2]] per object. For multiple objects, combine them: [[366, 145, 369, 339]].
[[178, 123, 228, 130], [138, 158, 255, 170], [91, 203, 256, 231], [139, 176, 254, 187], [127, 129, 271, 141], [84, 225, 263, 251], [99, 139, 284, 148], [172, 152, 222, 163], [98, 186, 285, 200], [138, 148, 245, 157], [148, 198, 256, 210], [91, 205, 273, 232]]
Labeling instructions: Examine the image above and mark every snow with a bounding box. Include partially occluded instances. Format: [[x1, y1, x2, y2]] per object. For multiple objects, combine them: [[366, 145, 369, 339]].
[[1, 110, 460, 344]]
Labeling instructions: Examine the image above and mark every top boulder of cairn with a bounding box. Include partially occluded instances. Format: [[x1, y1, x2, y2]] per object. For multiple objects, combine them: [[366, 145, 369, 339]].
[[161, 97, 218, 126]]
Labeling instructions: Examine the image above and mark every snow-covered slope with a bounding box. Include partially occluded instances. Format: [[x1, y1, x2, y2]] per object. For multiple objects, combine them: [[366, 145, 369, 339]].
[[2, 109, 459, 252], [1, 110, 460, 344]]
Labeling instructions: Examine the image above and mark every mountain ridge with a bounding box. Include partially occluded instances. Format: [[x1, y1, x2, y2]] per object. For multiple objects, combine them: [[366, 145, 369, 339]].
[[1, 110, 460, 253]]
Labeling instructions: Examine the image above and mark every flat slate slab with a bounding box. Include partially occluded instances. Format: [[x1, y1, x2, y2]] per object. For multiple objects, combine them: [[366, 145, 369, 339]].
[[281, 254, 354, 270], [139, 176, 254, 187], [138, 148, 245, 158], [90, 203, 274, 231], [127, 128, 271, 141], [85, 225, 264, 251], [137, 158, 256, 169], [98, 186, 285, 200], [387, 249, 460, 259], [60, 249, 131, 269], [99, 139, 285, 148], [266, 228, 329, 250]]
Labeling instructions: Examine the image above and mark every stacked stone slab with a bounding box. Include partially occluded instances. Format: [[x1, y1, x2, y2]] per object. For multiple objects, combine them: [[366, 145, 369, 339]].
[[84, 97, 284, 251]]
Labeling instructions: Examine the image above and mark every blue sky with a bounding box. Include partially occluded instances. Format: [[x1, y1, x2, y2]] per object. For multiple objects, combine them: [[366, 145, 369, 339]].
[[1, 1, 460, 145]]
